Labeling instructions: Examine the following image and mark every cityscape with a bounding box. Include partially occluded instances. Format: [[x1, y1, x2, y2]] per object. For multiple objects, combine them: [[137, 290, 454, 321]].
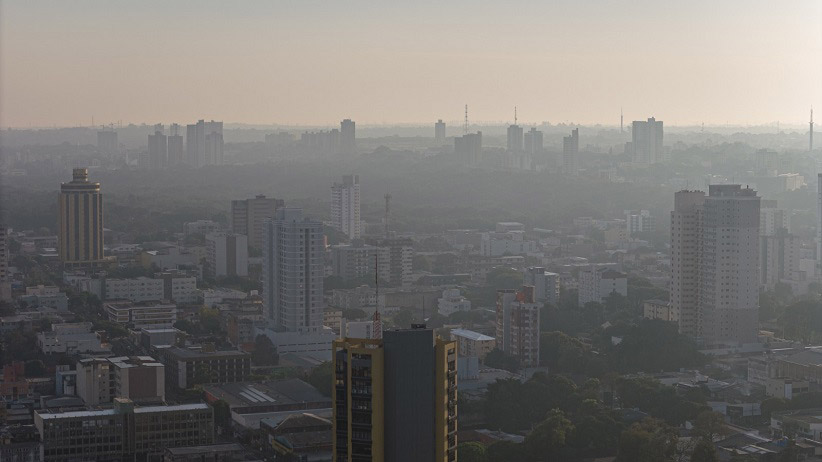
[[2, 2, 822, 462]]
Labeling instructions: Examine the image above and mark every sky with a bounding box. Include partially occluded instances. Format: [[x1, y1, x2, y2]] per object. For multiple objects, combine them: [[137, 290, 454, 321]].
[[2, 0, 821, 128]]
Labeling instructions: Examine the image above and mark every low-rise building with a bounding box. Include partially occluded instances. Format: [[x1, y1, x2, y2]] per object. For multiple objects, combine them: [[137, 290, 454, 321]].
[[450, 328, 496, 361], [522, 267, 559, 306], [771, 409, 822, 441], [578, 266, 627, 306], [480, 231, 538, 257], [437, 288, 471, 316], [20, 285, 68, 311], [496, 286, 540, 367], [330, 241, 389, 281], [261, 413, 332, 461], [104, 276, 165, 302], [36, 322, 110, 355], [1, 362, 31, 401], [643, 299, 677, 322], [76, 356, 165, 405], [35, 398, 214, 462], [157, 345, 251, 389], [323, 309, 343, 334], [331, 285, 376, 311], [105, 300, 177, 329]]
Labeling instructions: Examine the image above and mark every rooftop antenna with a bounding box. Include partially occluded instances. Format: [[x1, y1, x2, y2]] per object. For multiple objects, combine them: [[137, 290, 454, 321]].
[[464, 104, 468, 135], [373, 254, 382, 339], [383, 193, 391, 238]]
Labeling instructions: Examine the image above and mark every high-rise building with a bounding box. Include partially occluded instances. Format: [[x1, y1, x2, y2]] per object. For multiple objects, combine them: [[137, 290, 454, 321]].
[[495, 286, 540, 367], [507, 124, 523, 152], [205, 233, 248, 278], [331, 174, 361, 239], [760, 200, 790, 236], [631, 117, 664, 164], [332, 326, 457, 462], [364, 237, 414, 287], [167, 123, 184, 166], [625, 209, 655, 236], [578, 266, 628, 306], [186, 120, 223, 167], [58, 168, 104, 268], [97, 130, 118, 156], [330, 241, 390, 282], [0, 226, 9, 301], [263, 208, 325, 333], [148, 125, 168, 170], [522, 267, 559, 306], [672, 186, 760, 345], [562, 128, 579, 175], [454, 132, 482, 164], [524, 127, 543, 155], [434, 119, 446, 143], [231, 195, 283, 251], [341, 119, 356, 155], [760, 229, 803, 291]]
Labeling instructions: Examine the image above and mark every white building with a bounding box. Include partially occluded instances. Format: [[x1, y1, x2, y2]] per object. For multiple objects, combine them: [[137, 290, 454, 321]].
[[760, 230, 806, 292], [206, 233, 248, 278], [631, 117, 664, 164], [496, 286, 540, 367], [450, 328, 496, 361], [522, 267, 559, 306], [578, 266, 627, 306], [625, 210, 655, 236], [480, 231, 538, 257], [643, 299, 677, 322], [437, 288, 471, 316], [105, 277, 164, 302], [760, 200, 790, 236], [105, 301, 177, 329], [330, 174, 361, 239], [345, 321, 376, 339], [37, 322, 110, 355]]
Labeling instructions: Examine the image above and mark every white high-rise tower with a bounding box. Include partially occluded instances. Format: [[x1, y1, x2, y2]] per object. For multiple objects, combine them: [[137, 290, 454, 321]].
[[331, 174, 361, 239]]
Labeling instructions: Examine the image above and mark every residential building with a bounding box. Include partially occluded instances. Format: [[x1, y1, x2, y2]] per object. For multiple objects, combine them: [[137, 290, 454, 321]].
[[341, 119, 356, 155], [21, 285, 68, 311], [158, 346, 251, 389], [507, 124, 523, 152], [331, 174, 362, 239], [345, 320, 376, 339], [496, 286, 540, 367], [104, 277, 164, 302], [35, 398, 214, 462], [331, 241, 388, 281], [631, 117, 664, 164], [450, 328, 496, 361], [230, 195, 283, 251], [578, 267, 628, 306], [186, 119, 223, 167], [524, 127, 543, 155], [454, 132, 482, 164], [148, 126, 168, 169], [331, 286, 377, 311], [76, 356, 165, 405], [37, 322, 109, 355], [643, 299, 677, 322], [158, 271, 199, 304], [167, 123, 184, 166], [562, 128, 579, 175], [0, 225, 9, 301], [480, 231, 537, 257], [206, 233, 249, 278], [332, 326, 457, 462], [263, 208, 325, 333], [522, 267, 560, 306], [437, 288, 471, 316], [364, 237, 414, 287], [58, 168, 104, 267], [672, 186, 761, 345], [105, 300, 177, 329], [760, 200, 790, 236], [434, 119, 446, 143], [625, 209, 655, 236], [262, 413, 333, 461], [1, 362, 31, 400], [760, 229, 804, 291], [183, 220, 222, 236]]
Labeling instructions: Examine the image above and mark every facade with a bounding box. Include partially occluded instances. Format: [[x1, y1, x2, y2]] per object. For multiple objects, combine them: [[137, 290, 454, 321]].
[[186, 119, 223, 167], [506, 124, 523, 152], [331, 174, 362, 239], [496, 286, 540, 367], [263, 208, 325, 333], [454, 132, 482, 164], [562, 128, 579, 175], [167, 123, 184, 166], [434, 119, 446, 143], [0, 225, 9, 301], [341, 119, 356, 155], [522, 267, 560, 306], [37, 322, 109, 355], [625, 209, 655, 236], [148, 126, 168, 170], [58, 168, 104, 267], [35, 399, 214, 462], [206, 233, 249, 278], [760, 230, 804, 291], [577, 267, 628, 306], [450, 328, 496, 361], [76, 356, 165, 405], [672, 186, 761, 345], [760, 200, 790, 236], [230, 195, 283, 251], [332, 326, 457, 462], [524, 127, 543, 155], [480, 231, 537, 257], [364, 237, 414, 287], [331, 241, 389, 281], [643, 299, 678, 322], [262, 413, 332, 461], [105, 301, 177, 329], [437, 288, 471, 316], [158, 346, 251, 389], [105, 277, 164, 302], [331, 286, 377, 312], [183, 219, 222, 236], [631, 117, 664, 164]]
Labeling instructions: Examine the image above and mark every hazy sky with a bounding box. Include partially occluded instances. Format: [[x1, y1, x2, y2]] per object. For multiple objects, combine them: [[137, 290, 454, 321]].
[[2, 0, 821, 128]]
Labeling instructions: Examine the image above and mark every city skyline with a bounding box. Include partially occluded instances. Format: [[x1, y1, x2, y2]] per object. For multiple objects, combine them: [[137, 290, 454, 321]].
[[2, 1, 821, 128]]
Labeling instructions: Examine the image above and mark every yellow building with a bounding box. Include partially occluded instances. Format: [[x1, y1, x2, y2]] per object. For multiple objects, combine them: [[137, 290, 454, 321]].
[[332, 326, 457, 462], [58, 168, 104, 267]]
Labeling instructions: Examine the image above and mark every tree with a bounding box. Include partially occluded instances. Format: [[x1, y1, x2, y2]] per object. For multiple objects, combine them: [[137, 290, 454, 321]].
[[391, 309, 415, 329], [524, 409, 574, 460], [617, 418, 678, 462], [690, 440, 719, 462], [485, 441, 525, 462], [24, 360, 46, 377], [457, 442, 487, 462], [342, 308, 367, 320], [306, 361, 333, 397], [483, 349, 520, 373], [212, 399, 232, 431], [692, 410, 727, 442], [251, 335, 279, 366]]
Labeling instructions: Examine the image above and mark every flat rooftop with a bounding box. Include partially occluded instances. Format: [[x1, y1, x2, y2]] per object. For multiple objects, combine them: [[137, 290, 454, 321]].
[[204, 379, 329, 410], [450, 328, 495, 342], [164, 346, 249, 360]]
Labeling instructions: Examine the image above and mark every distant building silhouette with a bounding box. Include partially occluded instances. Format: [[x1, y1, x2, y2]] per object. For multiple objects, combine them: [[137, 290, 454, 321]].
[[524, 127, 543, 155], [340, 119, 356, 155], [506, 124, 523, 152], [562, 128, 579, 175], [331, 174, 361, 239], [147, 124, 167, 170], [631, 117, 664, 164], [434, 119, 446, 143], [167, 123, 184, 166], [59, 169, 104, 268], [186, 120, 223, 167], [454, 132, 482, 164]]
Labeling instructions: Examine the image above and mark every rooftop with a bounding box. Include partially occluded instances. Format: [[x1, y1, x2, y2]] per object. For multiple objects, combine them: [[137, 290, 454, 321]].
[[164, 346, 249, 360], [450, 328, 495, 342], [203, 379, 329, 410]]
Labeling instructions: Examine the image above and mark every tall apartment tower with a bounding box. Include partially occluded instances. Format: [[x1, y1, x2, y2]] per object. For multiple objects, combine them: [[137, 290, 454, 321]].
[[454, 132, 482, 164], [97, 130, 118, 157], [434, 119, 446, 143], [495, 285, 540, 367], [331, 175, 361, 239], [58, 169, 104, 268], [562, 128, 579, 175], [262, 208, 325, 333], [186, 120, 224, 167], [167, 123, 184, 166], [231, 195, 283, 251], [671, 186, 760, 345], [524, 127, 543, 155], [341, 119, 356, 155], [332, 326, 457, 462], [632, 117, 664, 164], [147, 125, 167, 170], [507, 124, 523, 152]]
